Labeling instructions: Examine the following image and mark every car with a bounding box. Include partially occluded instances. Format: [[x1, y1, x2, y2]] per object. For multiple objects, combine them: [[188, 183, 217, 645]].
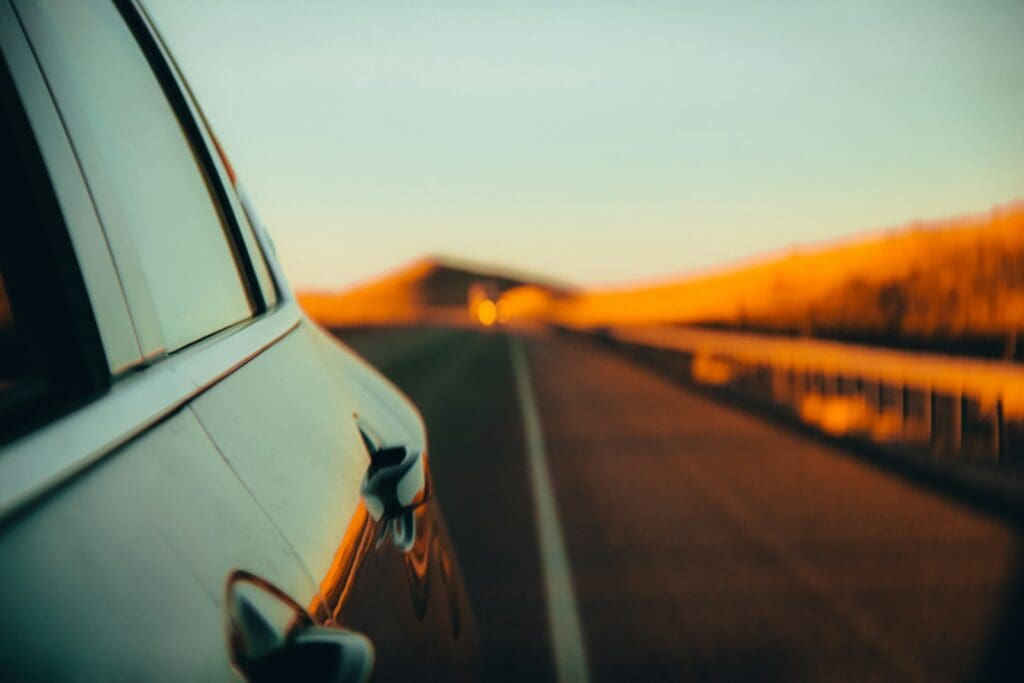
[[0, 0, 479, 680]]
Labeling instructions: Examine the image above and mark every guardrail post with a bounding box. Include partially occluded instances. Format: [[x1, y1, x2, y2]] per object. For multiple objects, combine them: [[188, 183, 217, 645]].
[[865, 381, 879, 413], [952, 392, 964, 455], [773, 367, 789, 402], [928, 389, 937, 451], [995, 397, 1005, 463]]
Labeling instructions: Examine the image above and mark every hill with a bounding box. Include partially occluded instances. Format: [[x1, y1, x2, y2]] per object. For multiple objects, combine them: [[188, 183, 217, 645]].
[[553, 201, 1024, 358], [297, 256, 571, 327], [298, 200, 1024, 358]]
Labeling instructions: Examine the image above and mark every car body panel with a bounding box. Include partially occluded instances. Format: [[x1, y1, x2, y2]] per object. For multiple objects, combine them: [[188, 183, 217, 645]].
[[0, 409, 317, 681], [189, 324, 374, 582], [190, 319, 480, 678]]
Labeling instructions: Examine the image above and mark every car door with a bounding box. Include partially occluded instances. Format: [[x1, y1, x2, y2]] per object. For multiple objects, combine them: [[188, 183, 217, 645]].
[[188, 182, 479, 682], [186, 298, 480, 681], [0, 3, 325, 679]]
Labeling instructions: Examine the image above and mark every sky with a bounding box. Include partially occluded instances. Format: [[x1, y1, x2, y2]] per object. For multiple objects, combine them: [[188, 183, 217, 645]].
[[144, 0, 1024, 291]]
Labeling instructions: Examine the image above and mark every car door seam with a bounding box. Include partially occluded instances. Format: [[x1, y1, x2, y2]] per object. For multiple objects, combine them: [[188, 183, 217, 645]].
[[187, 404, 321, 595]]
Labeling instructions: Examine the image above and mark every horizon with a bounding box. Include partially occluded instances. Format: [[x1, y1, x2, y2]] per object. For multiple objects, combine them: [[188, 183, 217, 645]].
[[145, 1, 1024, 291], [300, 196, 1024, 295]]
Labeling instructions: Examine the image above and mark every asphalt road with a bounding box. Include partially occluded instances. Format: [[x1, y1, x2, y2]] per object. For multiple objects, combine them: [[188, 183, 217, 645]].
[[335, 327, 1023, 683]]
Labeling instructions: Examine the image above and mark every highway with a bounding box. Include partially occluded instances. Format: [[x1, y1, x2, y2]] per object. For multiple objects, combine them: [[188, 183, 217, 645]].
[[336, 326, 1023, 682]]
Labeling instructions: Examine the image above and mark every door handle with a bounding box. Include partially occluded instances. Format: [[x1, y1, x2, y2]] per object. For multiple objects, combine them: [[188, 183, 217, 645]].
[[355, 418, 432, 550], [226, 570, 374, 683], [360, 442, 431, 523]]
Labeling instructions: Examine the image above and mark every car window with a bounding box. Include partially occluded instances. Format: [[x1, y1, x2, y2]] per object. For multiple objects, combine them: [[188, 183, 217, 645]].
[[0, 268, 49, 432], [0, 275, 29, 397], [0, 79, 106, 442], [18, 0, 253, 353]]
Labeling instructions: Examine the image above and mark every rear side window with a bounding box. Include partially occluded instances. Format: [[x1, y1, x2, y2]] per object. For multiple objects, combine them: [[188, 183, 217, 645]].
[[18, 0, 253, 352]]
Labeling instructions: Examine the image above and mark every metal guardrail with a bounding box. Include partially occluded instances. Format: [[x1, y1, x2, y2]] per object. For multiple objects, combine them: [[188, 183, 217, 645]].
[[599, 325, 1024, 464]]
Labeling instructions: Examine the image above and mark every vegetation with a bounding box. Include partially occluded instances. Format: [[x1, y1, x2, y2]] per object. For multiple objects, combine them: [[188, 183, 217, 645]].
[[299, 200, 1024, 360], [558, 201, 1024, 359]]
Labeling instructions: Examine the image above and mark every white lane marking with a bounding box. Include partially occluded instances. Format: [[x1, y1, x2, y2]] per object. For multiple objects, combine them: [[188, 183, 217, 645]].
[[510, 336, 591, 683]]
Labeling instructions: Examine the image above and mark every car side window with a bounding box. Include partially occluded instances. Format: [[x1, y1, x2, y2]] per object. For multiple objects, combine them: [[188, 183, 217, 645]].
[[0, 263, 52, 440], [0, 67, 107, 442], [18, 0, 254, 353], [0, 275, 33, 405]]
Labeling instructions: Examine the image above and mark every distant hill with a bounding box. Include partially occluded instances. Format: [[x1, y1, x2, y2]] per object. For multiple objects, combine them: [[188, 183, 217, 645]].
[[298, 256, 571, 326], [554, 200, 1024, 359], [299, 200, 1024, 358]]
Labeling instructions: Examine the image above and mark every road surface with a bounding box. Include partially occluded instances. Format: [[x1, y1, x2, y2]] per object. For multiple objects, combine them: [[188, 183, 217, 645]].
[[336, 326, 1022, 682]]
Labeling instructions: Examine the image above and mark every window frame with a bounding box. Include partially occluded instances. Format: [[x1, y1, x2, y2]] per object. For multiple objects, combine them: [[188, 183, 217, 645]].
[[0, 4, 130, 432], [1, 4, 142, 378], [0, 0, 303, 524], [13, 0, 274, 359]]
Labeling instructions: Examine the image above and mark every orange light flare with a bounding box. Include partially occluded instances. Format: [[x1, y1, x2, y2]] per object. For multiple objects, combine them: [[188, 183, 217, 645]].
[[476, 299, 497, 326], [496, 298, 510, 324]]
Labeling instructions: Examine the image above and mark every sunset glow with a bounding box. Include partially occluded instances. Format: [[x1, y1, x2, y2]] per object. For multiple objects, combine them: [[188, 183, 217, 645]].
[[145, 0, 1024, 292]]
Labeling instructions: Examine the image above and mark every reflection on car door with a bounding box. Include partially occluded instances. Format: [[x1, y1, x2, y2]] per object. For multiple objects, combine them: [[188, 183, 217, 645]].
[[187, 320, 443, 679]]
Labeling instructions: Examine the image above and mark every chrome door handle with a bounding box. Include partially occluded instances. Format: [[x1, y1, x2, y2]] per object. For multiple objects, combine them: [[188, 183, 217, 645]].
[[360, 444, 431, 522], [226, 570, 374, 683]]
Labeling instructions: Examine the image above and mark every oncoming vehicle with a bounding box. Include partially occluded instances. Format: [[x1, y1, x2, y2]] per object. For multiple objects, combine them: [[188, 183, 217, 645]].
[[0, 0, 478, 680]]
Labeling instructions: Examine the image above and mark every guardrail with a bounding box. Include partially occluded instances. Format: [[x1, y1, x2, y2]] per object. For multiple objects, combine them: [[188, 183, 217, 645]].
[[588, 325, 1024, 465]]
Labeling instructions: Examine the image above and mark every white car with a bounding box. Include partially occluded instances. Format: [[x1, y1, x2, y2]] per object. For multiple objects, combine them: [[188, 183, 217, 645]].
[[0, 1, 478, 680]]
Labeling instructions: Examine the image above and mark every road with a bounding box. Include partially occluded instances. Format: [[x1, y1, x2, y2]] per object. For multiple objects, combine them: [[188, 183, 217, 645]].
[[336, 326, 1023, 682]]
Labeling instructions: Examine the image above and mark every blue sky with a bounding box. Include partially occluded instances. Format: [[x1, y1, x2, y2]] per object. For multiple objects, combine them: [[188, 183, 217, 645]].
[[145, 0, 1024, 290]]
